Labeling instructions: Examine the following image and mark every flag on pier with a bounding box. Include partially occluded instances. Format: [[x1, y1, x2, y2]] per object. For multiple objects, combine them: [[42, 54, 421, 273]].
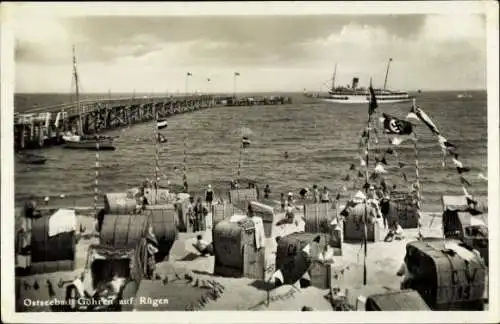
[[242, 136, 251, 148], [234, 72, 240, 76], [381, 113, 414, 135]]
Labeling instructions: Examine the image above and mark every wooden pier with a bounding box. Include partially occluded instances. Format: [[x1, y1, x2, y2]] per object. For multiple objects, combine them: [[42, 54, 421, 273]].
[[14, 94, 292, 150]]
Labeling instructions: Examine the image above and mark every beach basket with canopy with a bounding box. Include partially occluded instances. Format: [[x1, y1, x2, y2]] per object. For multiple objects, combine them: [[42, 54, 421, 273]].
[[64, 242, 153, 312]]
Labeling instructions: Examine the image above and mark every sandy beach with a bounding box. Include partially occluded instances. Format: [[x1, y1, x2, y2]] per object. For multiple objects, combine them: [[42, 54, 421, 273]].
[[16, 206, 471, 312]]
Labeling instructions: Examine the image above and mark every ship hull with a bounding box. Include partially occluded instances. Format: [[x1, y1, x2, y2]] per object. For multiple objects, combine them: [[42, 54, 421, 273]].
[[321, 95, 412, 104]]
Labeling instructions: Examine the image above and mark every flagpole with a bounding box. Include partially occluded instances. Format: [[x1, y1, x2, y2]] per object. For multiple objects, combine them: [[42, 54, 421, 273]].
[[237, 142, 243, 181], [154, 107, 160, 198], [362, 79, 377, 286], [233, 72, 238, 98], [183, 131, 188, 193], [411, 99, 423, 239], [185, 73, 191, 95]]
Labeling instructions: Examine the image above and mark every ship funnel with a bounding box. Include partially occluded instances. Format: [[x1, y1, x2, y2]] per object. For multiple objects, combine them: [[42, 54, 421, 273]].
[[352, 77, 359, 90]]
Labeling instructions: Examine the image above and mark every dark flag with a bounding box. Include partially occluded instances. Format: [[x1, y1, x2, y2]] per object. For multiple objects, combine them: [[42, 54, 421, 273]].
[[368, 83, 378, 116], [234, 72, 240, 76], [398, 162, 406, 168], [349, 163, 356, 171], [457, 166, 471, 174], [357, 170, 364, 178], [382, 113, 414, 135], [187, 72, 192, 76], [386, 148, 394, 155], [380, 156, 387, 165]]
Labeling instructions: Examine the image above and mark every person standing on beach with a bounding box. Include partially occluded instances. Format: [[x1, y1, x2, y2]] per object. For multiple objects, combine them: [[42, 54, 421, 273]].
[[312, 185, 319, 203], [320, 186, 330, 203], [280, 193, 286, 212], [205, 184, 214, 209], [264, 184, 271, 199], [299, 187, 309, 201]]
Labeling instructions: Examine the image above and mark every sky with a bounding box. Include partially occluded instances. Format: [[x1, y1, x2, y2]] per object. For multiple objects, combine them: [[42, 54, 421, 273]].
[[13, 9, 487, 93]]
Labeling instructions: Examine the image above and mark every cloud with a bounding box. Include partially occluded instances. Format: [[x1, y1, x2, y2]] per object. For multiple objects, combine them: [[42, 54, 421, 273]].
[[13, 13, 486, 92]]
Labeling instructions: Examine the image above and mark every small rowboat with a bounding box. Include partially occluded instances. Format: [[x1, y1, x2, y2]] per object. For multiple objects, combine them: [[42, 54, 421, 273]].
[[18, 153, 47, 165]]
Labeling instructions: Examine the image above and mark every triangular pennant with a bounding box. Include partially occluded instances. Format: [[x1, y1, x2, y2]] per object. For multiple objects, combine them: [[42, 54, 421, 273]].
[[391, 137, 406, 146], [452, 157, 463, 168], [357, 170, 364, 178], [381, 157, 387, 165], [349, 163, 356, 171], [478, 173, 488, 181], [374, 163, 387, 174], [386, 148, 394, 155], [406, 112, 419, 121], [457, 166, 471, 174], [460, 176, 472, 187]]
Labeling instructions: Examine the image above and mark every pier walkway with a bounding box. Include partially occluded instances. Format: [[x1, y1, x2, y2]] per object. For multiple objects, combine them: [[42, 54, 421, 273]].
[[14, 94, 292, 149]]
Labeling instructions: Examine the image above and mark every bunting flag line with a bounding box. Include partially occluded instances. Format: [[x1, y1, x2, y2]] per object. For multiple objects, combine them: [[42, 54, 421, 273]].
[[154, 111, 161, 188], [94, 141, 99, 217], [411, 132, 423, 238], [183, 132, 188, 193]]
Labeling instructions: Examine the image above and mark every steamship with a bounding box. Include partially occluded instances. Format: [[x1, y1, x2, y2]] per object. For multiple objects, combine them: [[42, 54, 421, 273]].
[[319, 59, 412, 104]]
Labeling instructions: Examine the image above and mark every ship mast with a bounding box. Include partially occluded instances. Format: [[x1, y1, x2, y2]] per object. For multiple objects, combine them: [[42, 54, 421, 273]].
[[383, 58, 393, 90], [331, 63, 338, 91], [72, 45, 83, 135]]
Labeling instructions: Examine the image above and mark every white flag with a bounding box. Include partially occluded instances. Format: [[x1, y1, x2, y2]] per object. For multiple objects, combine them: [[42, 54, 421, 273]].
[[452, 157, 463, 168], [478, 173, 488, 181]]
